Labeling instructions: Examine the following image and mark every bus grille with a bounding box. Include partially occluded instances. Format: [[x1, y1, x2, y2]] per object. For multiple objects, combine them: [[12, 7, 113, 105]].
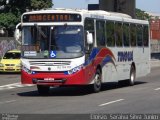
[[29, 61, 71, 66]]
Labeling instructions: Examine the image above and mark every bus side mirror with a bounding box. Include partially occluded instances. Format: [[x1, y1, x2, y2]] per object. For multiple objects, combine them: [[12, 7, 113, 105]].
[[14, 29, 20, 41], [14, 23, 22, 44], [87, 31, 93, 45]]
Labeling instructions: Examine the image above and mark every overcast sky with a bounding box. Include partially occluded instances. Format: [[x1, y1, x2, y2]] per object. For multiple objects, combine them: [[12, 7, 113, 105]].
[[53, 0, 160, 13]]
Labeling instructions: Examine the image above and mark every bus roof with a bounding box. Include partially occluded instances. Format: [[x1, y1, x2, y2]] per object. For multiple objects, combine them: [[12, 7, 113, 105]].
[[23, 8, 131, 18]]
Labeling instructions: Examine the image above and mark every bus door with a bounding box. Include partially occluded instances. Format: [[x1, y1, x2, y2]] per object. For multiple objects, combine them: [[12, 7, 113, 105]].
[[84, 18, 95, 82]]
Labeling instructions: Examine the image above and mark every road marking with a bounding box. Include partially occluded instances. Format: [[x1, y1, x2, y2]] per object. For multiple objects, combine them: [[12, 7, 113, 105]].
[[0, 82, 34, 91], [155, 88, 160, 91], [0, 100, 16, 104], [99, 99, 124, 107]]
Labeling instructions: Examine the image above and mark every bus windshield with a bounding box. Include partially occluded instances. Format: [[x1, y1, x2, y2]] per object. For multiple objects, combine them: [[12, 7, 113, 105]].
[[22, 25, 84, 59]]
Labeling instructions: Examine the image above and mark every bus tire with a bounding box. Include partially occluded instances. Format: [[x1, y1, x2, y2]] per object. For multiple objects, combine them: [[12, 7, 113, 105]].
[[92, 69, 102, 93], [37, 85, 50, 95], [128, 65, 136, 86]]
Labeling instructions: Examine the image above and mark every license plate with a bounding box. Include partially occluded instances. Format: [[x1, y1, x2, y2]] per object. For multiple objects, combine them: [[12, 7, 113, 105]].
[[7, 67, 13, 69], [44, 78, 55, 81]]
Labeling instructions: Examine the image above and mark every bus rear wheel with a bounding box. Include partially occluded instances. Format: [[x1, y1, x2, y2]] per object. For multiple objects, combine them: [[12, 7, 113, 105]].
[[92, 69, 102, 93], [128, 65, 136, 86], [37, 85, 50, 95]]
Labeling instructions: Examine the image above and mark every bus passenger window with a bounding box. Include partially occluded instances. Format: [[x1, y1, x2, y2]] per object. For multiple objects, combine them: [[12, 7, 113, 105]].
[[137, 25, 143, 46], [115, 22, 123, 47], [106, 21, 115, 47], [96, 21, 105, 47], [130, 24, 136, 46], [143, 26, 149, 47], [123, 23, 130, 47]]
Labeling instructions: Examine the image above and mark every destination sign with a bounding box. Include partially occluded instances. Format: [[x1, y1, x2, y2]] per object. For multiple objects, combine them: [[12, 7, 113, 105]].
[[23, 13, 82, 22]]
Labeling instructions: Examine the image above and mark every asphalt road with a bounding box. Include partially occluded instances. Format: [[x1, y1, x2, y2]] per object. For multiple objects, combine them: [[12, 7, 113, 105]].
[[0, 67, 160, 116]]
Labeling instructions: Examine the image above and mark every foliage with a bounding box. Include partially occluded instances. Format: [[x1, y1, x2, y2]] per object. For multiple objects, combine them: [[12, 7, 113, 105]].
[[136, 8, 151, 20], [30, 0, 53, 10], [0, 13, 19, 29], [0, 0, 53, 36]]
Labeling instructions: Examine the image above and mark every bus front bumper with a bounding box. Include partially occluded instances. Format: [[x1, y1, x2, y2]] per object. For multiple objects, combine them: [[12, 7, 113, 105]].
[[21, 69, 91, 86]]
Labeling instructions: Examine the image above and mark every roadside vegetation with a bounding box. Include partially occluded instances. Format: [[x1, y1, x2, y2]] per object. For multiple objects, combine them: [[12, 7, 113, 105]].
[[0, 0, 53, 36]]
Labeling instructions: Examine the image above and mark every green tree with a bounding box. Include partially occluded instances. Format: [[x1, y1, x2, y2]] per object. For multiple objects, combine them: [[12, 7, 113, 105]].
[[30, 0, 53, 10], [0, 0, 53, 36], [136, 8, 151, 20]]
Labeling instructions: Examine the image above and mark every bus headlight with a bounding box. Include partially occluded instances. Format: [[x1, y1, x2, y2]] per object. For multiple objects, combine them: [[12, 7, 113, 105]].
[[22, 66, 32, 74], [67, 65, 83, 75]]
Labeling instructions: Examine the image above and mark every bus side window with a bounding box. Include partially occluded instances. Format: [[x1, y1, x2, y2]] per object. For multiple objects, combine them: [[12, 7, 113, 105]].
[[96, 20, 105, 47], [115, 22, 123, 47], [123, 23, 130, 47], [130, 24, 137, 46], [137, 25, 143, 47], [143, 25, 149, 47], [106, 21, 115, 47]]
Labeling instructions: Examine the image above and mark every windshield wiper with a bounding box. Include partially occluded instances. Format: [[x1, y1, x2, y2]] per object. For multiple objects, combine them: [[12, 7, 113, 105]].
[[34, 24, 47, 39]]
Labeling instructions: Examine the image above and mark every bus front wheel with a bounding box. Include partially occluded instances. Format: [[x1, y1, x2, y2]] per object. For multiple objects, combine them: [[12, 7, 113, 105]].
[[92, 69, 102, 93]]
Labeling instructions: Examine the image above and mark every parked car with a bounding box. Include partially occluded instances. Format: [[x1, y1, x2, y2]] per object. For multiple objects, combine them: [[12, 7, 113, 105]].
[[0, 49, 21, 73]]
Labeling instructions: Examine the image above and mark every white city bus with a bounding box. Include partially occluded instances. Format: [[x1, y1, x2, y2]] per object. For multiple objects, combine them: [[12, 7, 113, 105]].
[[16, 8, 150, 94]]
